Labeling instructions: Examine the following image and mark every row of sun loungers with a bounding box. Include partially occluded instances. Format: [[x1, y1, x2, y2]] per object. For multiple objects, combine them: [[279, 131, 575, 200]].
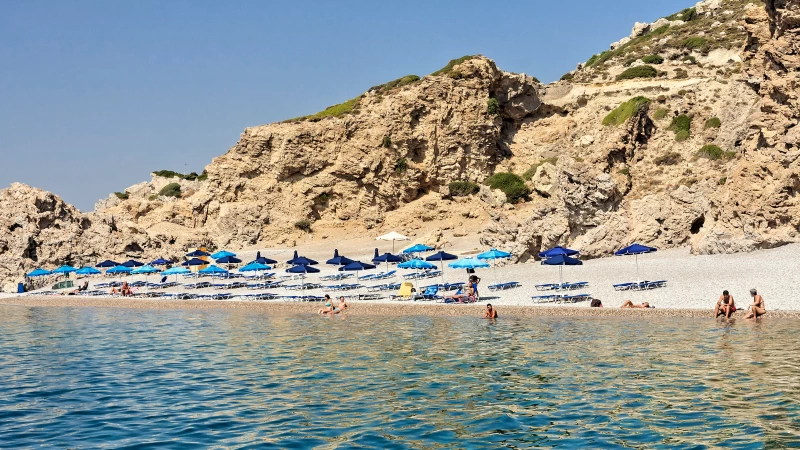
[[358, 271, 396, 281], [487, 281, 521, 291], [319, 273, 355, 281], [401, 270, 441, 280], [613, 280, 667, 291], [534, 281, 589, 292], [324, 284, 362, 292], [531, 293, 593, 304], [367, 283, 402, 292]]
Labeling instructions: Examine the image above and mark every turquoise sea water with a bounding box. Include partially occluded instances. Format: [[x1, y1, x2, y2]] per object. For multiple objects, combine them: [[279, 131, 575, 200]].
[[1, 306, 799, 448]]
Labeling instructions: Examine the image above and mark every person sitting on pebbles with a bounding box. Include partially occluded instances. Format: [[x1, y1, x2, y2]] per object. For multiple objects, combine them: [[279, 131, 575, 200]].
[[621, 300, 651, 308], [743, 288, 766, 319], [714, 290, 736, 318], [483, 303, 498, 319]]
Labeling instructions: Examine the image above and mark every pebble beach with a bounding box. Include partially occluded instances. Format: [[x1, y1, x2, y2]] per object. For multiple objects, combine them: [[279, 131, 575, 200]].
[[9, 243, 799, 315]]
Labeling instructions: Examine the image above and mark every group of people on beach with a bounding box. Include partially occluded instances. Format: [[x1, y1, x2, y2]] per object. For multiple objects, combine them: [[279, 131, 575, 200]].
[[110, 281, 133, 297], [317, 295, 349, 315], [714, 288, 766, 319]]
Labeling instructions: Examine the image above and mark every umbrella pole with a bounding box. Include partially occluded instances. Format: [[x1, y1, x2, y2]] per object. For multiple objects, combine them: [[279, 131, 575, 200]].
[[635, 253, 640, 284], [559, 265, 564, 288]]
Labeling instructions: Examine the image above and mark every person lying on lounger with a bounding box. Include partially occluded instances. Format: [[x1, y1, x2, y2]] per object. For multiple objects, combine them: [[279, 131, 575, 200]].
[[483, 303, 498, 318], [714, 290, 736, 318], [743, 289, 766, 319], [447, 276, 480, 303], [620, 300, 651, 308], [67, 281, 89, 295]]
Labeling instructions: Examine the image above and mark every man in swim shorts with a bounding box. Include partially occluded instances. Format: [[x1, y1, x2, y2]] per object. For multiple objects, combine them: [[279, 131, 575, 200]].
[[483, 303, 497, 318], [714, 290, 736, 318]]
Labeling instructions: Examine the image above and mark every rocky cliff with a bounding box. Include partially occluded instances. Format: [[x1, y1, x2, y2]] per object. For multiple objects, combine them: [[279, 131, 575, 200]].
[[1, 0, 798, 290]]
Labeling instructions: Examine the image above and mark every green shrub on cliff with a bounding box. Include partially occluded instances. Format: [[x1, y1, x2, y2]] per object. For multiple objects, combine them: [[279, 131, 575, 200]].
[[485, 173, 530, 204], [602, 97, 650, 126]]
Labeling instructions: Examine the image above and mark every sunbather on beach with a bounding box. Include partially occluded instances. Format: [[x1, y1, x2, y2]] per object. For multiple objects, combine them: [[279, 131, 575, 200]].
[[318, 295, 334, 314], [620, 300, 650, 308], [483, 303, 497, 318], [744, 289, 766, 319], [714, 290, 736, 318], [447, 276, 480, 303], [68, 281, 89, 295]]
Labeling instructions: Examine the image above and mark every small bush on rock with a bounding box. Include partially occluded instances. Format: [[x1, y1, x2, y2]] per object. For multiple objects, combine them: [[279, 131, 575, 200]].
[[616, 65, 658, 81], [697, 145, 736, 160], [114, 192, 129, 200], [394, 158, 408, 174], [654, 108, 668, 119], [642, 54, 664, 65], [654, 152, 682, 166], [602, 97, 650, 126], [668, 114, 692, 140], [487, 98, 499, 116], [158, 183, 182, 198], [294, 220, 312, 233], [705, 117, 721, 129], [448, 181, 480, 197], [485, 173, 530, 204], [522, 157, 558, 180]]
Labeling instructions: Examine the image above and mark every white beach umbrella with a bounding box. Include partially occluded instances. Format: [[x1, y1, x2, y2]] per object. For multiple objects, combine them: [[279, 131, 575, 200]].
[[376, 231, 410, 253]]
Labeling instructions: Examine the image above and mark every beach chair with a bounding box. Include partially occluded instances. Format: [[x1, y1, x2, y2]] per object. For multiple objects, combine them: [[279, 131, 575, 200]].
[[391, 282, 415, 300], [535, 283, 559, 291], [358, 273, 376, 281], [488, 281, 521, 291], [420, 285, 440, 301]]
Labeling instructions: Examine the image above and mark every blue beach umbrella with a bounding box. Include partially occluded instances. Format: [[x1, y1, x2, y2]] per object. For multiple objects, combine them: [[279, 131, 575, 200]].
[[426, 251, 458, 284], [162, 266, 190, 282], [240, 262, 271, 272], [398, 259, 437, 270], [106, 265, 132, 275], [373, 252, 402, 272], [52, 265, 77, 275], [252, 251, 278, 265], [186, 250, 210, 258], [121, 260, 144, 268], [27, 268, 51, 277], [477, 248, 513, 280], [215, 256, 242, 265], [132, 265, 160, 274], [287, 255, 318, 266], [199, 265, 229, 275], [538, 246, 579, 259], [95, 260, 119, 268], [76, 267, 101, 276], [339, 261, 376, 300], [286, 264, 320, 274], [211, 250, 236, 259], [286, 264, 320, 291], [402, 244, 435, 254], [615, 243, 658, 283], [326, 249, 354, 266], [448, 258, 490, 270], [541, 254, 583, 287], [149, 258, 172, 266], [182, 258, 208, 267]]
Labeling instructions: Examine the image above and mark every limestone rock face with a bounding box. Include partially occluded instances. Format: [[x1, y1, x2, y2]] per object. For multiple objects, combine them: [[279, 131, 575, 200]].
[[0, 183, 210, 292]]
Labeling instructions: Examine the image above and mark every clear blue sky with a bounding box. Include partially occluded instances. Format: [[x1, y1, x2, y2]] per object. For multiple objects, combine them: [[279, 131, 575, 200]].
[[0, 0, 694, 211]]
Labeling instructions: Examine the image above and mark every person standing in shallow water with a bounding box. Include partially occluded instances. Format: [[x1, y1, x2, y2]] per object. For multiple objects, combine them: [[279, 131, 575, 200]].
[[483, 303, 497, 319], [744, 289, 766, 319]]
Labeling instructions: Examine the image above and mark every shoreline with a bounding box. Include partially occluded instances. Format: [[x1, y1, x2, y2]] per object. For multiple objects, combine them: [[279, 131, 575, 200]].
[[3, 296, 798, 318]]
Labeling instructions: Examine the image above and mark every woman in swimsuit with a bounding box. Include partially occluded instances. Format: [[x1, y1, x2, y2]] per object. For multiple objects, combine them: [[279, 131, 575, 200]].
[[714, 290, 736, 318], [318, 295, 335, 314], [744, 289, 766, 319], [621, 300, 650, 308]]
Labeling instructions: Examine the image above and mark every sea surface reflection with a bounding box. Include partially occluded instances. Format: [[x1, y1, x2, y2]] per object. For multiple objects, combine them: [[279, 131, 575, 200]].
[[0, 305, 799, 448]]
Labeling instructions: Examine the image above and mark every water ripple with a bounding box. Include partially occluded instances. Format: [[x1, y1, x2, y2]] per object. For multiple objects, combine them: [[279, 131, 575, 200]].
[[0, 306, 799, 448]]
